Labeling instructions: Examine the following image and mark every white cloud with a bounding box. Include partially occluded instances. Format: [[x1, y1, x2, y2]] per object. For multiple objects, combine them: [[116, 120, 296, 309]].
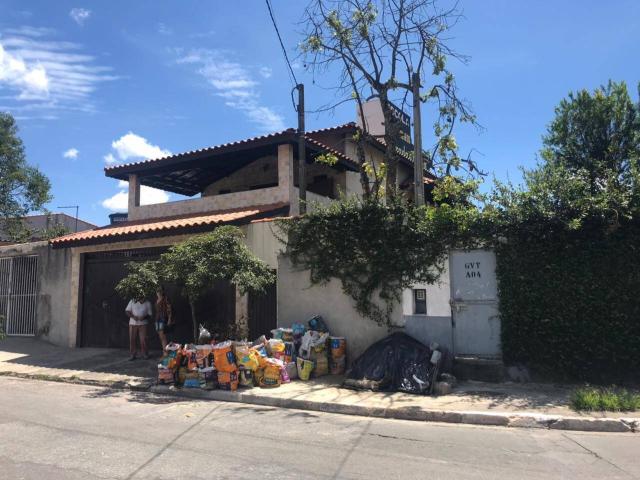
[[176, 49, 285, 132], [259, 66, 272, 79], [111, 132, 171, 161], [101, 190, 128, 211], [69, 8, 91, 26], [0, 26, 116, 116], [0, 44, 49, 98], [157, 23, 172, 35], [102, 133, 172, 211], [103, 153, 116, 164], [102, 185, 170, 212], [63, 147, 78, 159]]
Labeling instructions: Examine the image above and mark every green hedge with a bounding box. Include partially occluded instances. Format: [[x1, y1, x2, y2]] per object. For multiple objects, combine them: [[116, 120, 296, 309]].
[[496, 222, 640, 382]]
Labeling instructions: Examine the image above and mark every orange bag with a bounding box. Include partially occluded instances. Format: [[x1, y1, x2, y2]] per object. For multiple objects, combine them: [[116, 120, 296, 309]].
[[213, 341, 237, 372], [217, 369, 239, 391]]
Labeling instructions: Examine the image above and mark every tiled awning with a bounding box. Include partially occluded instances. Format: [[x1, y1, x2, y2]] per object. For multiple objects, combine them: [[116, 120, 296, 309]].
[[103, 130, 359, 196], [50, 203, 288, 248]]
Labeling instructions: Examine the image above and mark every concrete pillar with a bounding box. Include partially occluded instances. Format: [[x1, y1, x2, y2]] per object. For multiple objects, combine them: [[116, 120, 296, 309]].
[[235, 288, 249, 339], [278, 144, 298, 215], [128, 174, 141, 212]]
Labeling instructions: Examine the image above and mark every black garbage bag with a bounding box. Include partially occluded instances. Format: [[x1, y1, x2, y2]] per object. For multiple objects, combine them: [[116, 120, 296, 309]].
[[344, 332, 433, 394]]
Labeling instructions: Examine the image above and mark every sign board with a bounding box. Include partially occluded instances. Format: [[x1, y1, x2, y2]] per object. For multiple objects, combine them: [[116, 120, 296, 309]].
[[356, 98, 414, 162], [450, 249, 497, 302]]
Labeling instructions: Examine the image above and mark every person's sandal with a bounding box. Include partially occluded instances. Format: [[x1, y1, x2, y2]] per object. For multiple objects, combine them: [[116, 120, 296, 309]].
[[128, 355, 136, 361]]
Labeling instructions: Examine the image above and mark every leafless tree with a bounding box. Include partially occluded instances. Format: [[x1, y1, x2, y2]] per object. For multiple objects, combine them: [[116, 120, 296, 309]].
[[300, 0, 482, 200]]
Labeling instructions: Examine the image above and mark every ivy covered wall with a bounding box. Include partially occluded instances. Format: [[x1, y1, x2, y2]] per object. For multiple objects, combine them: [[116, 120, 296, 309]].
[[496, 223, 640, 382]]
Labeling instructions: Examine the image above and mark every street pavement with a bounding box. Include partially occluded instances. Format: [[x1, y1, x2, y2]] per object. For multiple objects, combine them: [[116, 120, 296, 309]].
[[1, 376, 638, 480]]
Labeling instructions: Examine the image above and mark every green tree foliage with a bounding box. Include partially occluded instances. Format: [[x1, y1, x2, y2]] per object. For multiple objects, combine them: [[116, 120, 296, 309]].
[[301, 0, 479, 198], [0, 113, 51, 240], [490, 81, 640, 231], [490, 81, 640, 381], [38, 222, 71, 240], [160, 226, 275, 340], [279, 188, 483, 327], [115, 261, 160, 302]]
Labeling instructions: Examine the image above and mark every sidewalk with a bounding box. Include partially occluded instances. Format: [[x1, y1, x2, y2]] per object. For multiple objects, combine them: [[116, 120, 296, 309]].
[[1, 337, 638, 433]]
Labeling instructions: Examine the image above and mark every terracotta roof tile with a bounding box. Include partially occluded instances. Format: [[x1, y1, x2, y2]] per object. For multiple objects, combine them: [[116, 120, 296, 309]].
[[104, 129, 297, 173], [50, 203, 287, 248], [104, 128, 359, 176]]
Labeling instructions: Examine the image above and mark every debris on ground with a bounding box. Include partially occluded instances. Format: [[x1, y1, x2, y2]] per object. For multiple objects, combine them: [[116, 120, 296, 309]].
[[343, 332, 442, 395]]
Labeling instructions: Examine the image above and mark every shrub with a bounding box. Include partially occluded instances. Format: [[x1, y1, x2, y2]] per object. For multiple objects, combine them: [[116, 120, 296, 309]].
[[496, 221, 640, 382], [571, 387, 640, 411]]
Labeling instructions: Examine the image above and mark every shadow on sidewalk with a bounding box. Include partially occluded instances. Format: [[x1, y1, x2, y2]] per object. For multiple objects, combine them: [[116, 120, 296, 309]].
[[0, 337, 158, 381]]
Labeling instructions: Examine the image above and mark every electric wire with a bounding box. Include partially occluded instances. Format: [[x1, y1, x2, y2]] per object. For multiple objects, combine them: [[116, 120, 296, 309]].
[[265, 0, 299, 89]]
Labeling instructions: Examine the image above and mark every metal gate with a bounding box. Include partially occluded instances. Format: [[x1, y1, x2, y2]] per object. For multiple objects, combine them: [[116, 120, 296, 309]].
[[248, 282, 277, 340], [0, 255, 39, 336], [450, 249, 501, 358], [80, 248, 236, 348]]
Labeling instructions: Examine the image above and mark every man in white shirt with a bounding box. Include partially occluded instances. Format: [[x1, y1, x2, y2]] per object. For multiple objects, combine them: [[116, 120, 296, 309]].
[[125, 297, 153, 360]]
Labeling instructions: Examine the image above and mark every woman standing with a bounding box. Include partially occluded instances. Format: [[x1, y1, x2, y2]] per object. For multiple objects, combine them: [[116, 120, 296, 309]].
[[155, 287, 173, 353]]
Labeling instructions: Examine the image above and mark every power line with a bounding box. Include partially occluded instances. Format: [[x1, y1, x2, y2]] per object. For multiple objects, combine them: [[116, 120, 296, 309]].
[[264, 0, 298, 88]]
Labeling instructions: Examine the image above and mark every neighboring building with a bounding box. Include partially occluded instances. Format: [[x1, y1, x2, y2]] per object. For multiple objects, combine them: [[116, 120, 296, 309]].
[[108, 213, 128, 225], [0, 213, 96, 246]]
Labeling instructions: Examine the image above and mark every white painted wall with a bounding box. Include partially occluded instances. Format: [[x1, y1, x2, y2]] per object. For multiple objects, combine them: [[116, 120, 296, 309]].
[[401, 261, 451, 317], [277, 255, 398, 362], [242, 221, 284, 270]]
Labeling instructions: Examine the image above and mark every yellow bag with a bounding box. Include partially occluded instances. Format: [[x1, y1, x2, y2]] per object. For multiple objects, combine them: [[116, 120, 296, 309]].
[[237, 348, 260, 371], [253, 368, 265, 387], [260, 364, 282, 388], [296, 357, 314, 381]]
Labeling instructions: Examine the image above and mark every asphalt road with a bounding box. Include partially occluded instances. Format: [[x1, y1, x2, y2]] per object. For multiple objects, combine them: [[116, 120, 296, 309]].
[[0, 377, 638, 480]]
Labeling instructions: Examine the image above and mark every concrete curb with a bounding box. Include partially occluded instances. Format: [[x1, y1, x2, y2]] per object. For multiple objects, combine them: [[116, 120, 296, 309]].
[[2, 371, 636, 433], [0, 370, 154, 391], [147, 385, 638, 434]]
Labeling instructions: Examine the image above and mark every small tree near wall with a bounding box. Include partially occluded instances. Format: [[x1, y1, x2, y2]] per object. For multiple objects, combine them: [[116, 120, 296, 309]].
[[115, 261, 160, 302], [160, 226, 276, 341]]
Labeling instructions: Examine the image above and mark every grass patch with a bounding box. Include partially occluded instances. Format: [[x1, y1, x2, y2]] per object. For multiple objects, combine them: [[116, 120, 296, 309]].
[[571, 387, 640, 412]]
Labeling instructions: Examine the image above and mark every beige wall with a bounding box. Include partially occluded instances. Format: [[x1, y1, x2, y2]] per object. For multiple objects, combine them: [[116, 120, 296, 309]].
[[203, 155, 278, 196], [277, 255, 401, 362], [128, 187, 288, 221], [0, 241, 73, 347], [241, 220, 284, 269], [128, 144, 296, 221]]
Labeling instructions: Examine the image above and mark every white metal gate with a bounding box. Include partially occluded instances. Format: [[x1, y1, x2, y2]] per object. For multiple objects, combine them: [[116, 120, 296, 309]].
[[450, 249, 501, 358], [0, 255, 39, 336]]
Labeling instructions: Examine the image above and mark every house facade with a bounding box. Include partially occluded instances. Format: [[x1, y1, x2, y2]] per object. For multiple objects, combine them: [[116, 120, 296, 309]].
[[40, 121, 431, 350], [1, 109, 500, 364]]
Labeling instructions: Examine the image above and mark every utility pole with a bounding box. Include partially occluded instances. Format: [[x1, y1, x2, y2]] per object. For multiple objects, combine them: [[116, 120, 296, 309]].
[[412, 72, 425, 207], [297, 83, 307, 214]]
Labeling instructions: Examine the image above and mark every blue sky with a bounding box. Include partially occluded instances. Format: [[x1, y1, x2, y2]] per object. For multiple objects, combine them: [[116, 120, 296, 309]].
[[0, 1, 638, 226]]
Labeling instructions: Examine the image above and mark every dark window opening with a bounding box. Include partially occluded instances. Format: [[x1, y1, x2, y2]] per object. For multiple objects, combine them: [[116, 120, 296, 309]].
[[414, 289, 427, 315], [307, 175, 335, 198]]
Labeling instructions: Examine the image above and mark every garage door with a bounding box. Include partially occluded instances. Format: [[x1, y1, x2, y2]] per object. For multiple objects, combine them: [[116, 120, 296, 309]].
[[80, 248, 235, 348]]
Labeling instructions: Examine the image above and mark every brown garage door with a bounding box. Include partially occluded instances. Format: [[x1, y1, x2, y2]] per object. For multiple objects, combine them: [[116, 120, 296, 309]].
[[80, 248, 235, 349]]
